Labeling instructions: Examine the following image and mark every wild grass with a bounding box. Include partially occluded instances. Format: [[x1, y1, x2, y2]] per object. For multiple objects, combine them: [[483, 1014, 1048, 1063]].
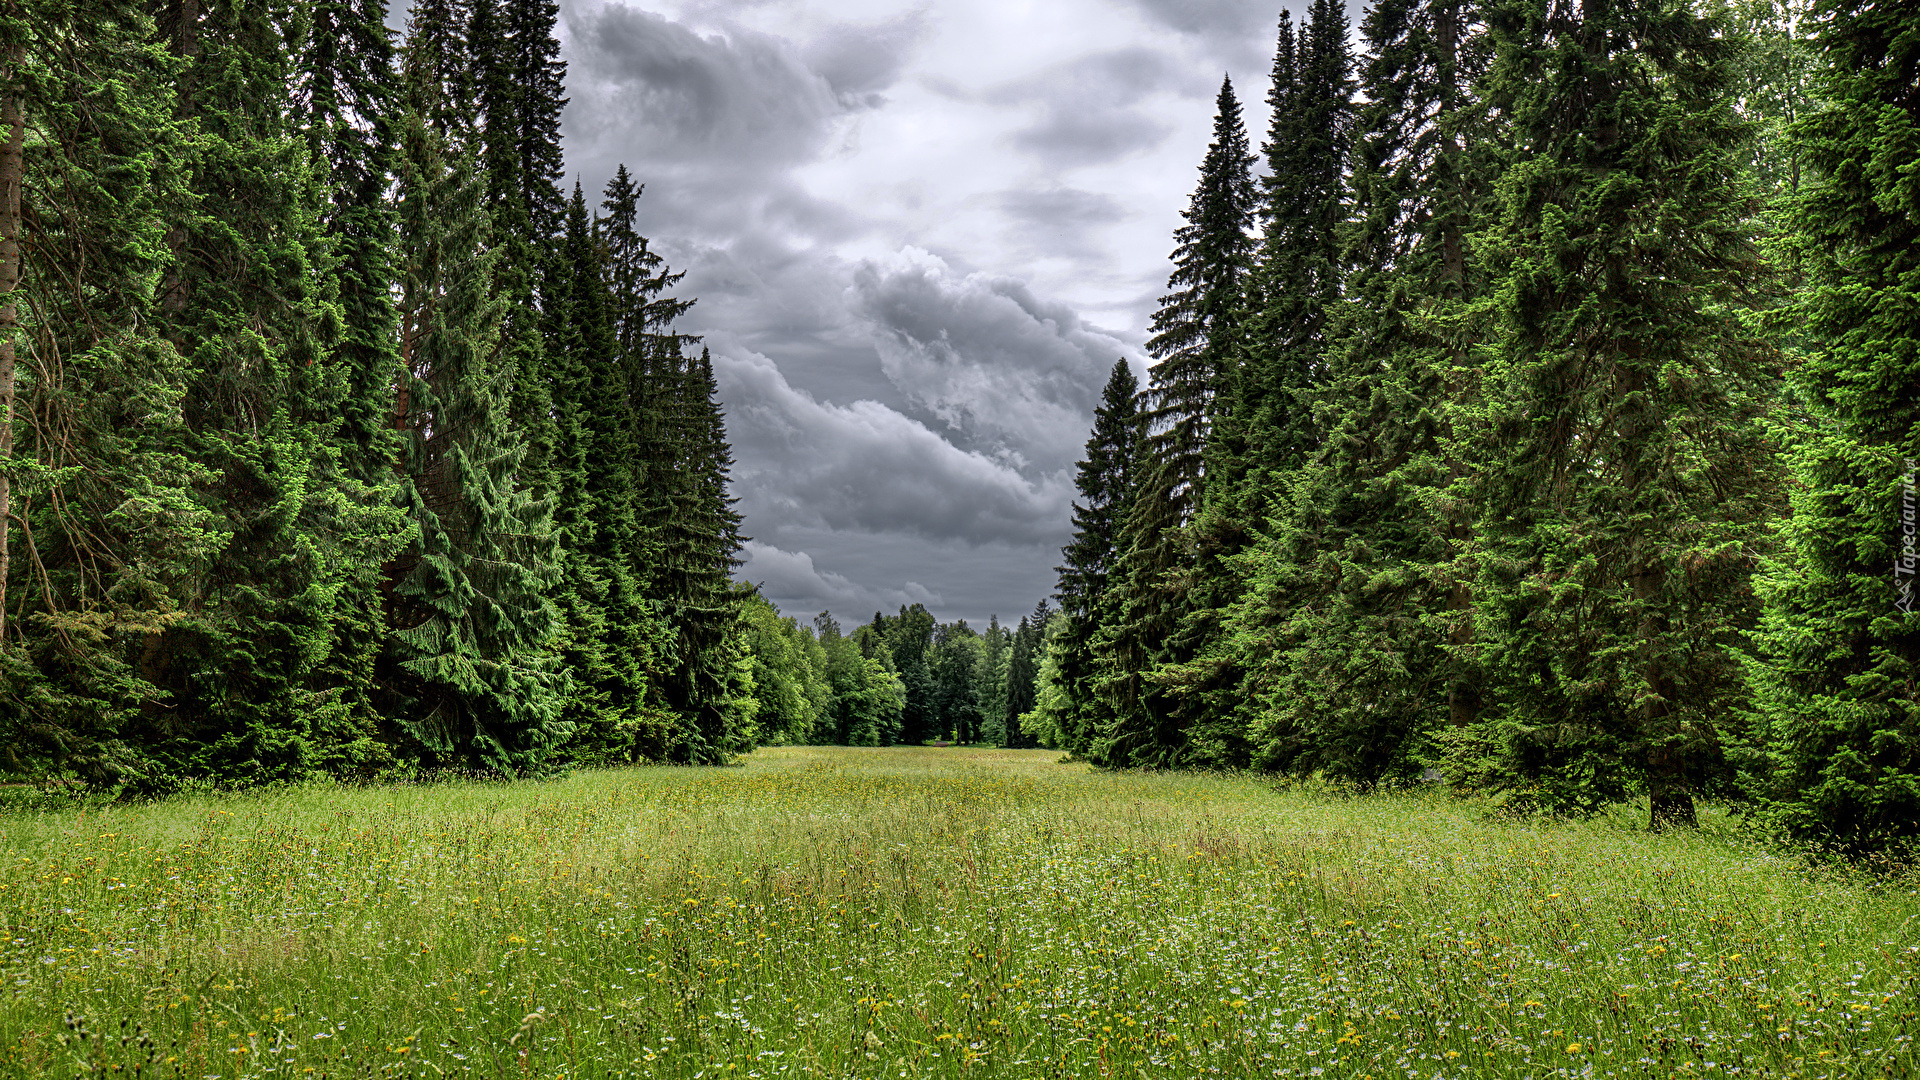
[[1, 746, 1915, 1079]]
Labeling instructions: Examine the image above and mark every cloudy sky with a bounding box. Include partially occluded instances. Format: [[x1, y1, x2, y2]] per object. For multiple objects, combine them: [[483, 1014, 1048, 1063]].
[[553, 0, 1312, 628]]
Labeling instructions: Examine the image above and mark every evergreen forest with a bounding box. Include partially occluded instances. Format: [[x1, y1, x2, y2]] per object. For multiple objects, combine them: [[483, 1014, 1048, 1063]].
[[1029, 0, 1920, 857], [2, 0, 1916, 860]]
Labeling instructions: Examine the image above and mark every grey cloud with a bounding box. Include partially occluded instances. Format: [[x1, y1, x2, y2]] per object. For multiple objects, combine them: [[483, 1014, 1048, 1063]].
[[566, 6, 839, 163], [847, 249, 1131, 471], [997, 187, 1130, 262], [561, 3, 907, 251], [1116, 0, 1372, 72], [1009, 111, 1170, 168], [1118, 0, 1269, 39], [801, 10, 931, 109], [989, 47, 1205, 168], [739, 542, 942, 619], [713, 340, 1076, 546], [747, 526, 1064, 629], [998, 188, 1128, 228]]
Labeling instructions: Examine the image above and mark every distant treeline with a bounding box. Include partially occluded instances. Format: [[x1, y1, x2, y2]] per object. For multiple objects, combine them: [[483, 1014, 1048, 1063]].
[[738, 599, 1058, 750], [1021, 0, 1919, 854], [0, 0, 761, 789]]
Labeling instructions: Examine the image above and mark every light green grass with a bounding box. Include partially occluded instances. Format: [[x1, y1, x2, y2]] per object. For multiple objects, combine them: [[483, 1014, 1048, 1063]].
[[2, 746, 1915, 1079]]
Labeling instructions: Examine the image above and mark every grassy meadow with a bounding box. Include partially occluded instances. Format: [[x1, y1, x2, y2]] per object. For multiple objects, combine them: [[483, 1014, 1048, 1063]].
[[1, 746, 1916, 1079]]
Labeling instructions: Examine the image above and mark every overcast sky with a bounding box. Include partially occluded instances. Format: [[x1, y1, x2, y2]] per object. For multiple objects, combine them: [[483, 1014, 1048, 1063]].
[[554, 0, 1318, 629]]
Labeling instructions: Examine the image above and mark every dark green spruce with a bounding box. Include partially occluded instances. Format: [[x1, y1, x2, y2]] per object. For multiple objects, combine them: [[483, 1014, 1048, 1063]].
[[1464, 0, 1779, 824], [1749, 0, 1920, 853], [1094, 77, 1256, 769]]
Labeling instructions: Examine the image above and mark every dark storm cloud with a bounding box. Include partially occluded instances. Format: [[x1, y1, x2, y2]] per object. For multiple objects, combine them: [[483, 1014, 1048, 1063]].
[[567, 6, 836, 165], [1114, 0, 1275, 69], [989, 48, 1206, 169], [553, 2, 1163, 625], [561, 2, 922, 405], [848, 249, 1132, 470], [713, 342, 1076, 547], [562, 3, 913, 250]]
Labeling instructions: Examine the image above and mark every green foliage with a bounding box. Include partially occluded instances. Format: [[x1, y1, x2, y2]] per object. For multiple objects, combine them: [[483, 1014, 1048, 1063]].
[[973, 615, 1012, 746], [0, 0, 210, 790], [1459, 0, 1780, 824], [816, 613, 904, 747], [1053, 360, 1141, 757], [1747, 0, 1920, 854], [926, 622, 984, 743], [137, 0, 411, 788], [384, 80, 564, 773], [1092, 80, 1257, 769], [1223, 0, 1487, 787], [737, 592, 830, 745], [1019, 611, 1073, 749], [0, 0, 753, 790]]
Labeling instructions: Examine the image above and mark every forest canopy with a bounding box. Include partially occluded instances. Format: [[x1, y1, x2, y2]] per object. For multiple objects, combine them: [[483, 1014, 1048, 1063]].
[[0, 0, 1914, 856]]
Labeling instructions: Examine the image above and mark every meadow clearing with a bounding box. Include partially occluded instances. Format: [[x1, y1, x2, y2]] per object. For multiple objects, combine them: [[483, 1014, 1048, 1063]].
[[0, 747, 1915, 1080]]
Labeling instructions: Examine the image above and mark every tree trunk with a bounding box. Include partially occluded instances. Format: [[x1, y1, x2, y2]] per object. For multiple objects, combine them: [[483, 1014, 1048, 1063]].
[[0, 55, 26, 642]]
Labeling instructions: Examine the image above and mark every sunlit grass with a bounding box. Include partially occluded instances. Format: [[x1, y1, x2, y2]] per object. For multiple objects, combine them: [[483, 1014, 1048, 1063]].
[[2, 746, 1916, 1078]]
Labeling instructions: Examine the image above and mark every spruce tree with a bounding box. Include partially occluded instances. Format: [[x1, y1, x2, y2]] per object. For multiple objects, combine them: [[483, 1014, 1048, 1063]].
[[403, 0, 469, 138], [1160, 4, 1357, 769], [1749, 0, 1920, 853], [1468, 0, 1779, 824], [0, 0, 211, 789], [1004, 600, 1052, 749], [973, 615, 1011, 746], [1232, 0, 1354, 482], [292, 0, 416, 773], [1141, 75, 1258, 519], [641, 348, 752, 762], [383, 22, 564, 772], [1003, 615, 1038, 748], [1231, 0, 1490, 784], [1095, 80, 1255, 768], [601, 165, 695, 359], [294, 0, 404, 486], [1053, 359, 1140, 757], [466, 0, 561, 499], [587, 164, 705, 759], [542, 183, 649, 761], [140, 0, 403, 783]]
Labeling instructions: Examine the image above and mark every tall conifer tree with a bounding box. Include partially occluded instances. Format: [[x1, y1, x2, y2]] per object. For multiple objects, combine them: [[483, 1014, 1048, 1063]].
[[1232, 0, 1354, 482], [466, 0, 562, 497], [1053, 360, 1141, 757], [1750, 0, 1920, 852], [1231, 0, 1489, 783], [642, 349, 751, 762], [1163, 3, 1357, 769], [1095, 79, 1255, 768], [1467, 0, 1779, 824], [541, 183, 639, 758], [0, 0, 211, 788], [141, 0, 397, 783], [384, 12, 564, 771], [293, 0, 415, 771]]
